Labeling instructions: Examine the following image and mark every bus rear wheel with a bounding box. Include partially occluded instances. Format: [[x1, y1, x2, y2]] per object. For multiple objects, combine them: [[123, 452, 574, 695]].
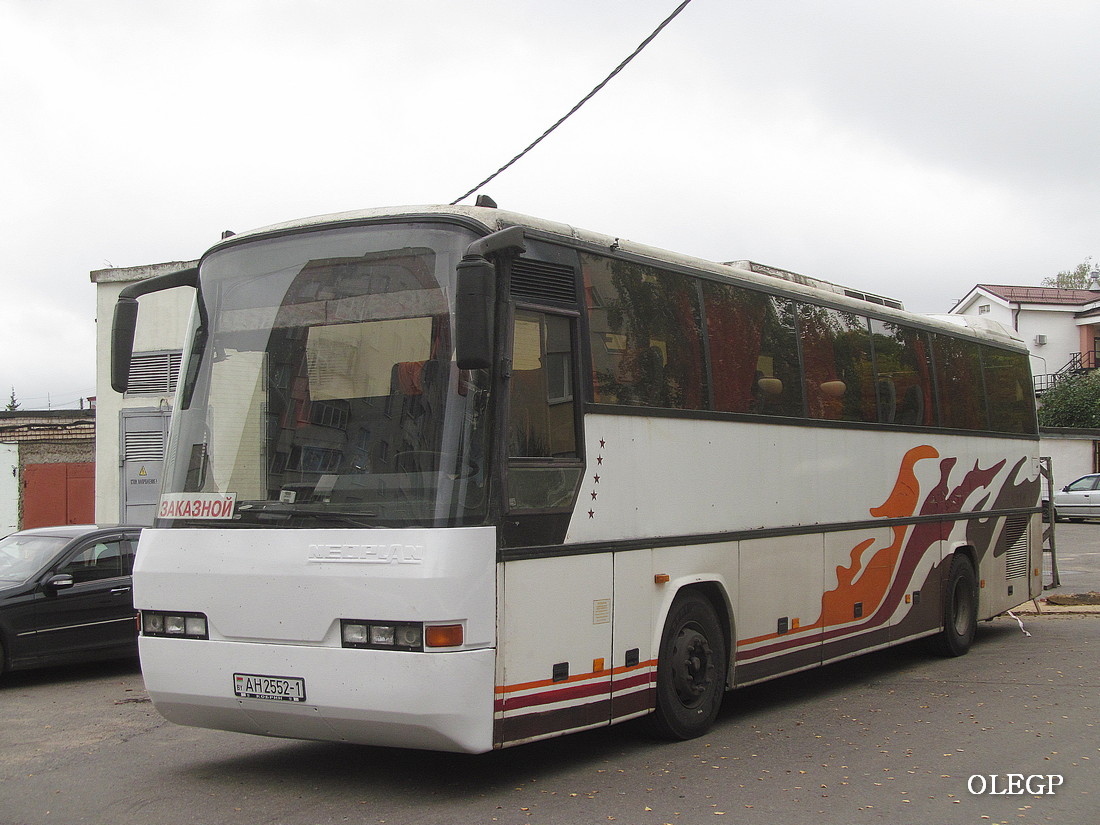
[[928, 554, 978, 657], [650, 591, 727, 740]]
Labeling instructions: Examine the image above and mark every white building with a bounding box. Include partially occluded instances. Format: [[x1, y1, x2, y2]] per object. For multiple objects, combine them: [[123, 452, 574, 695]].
[[90, 261, 196, 524]]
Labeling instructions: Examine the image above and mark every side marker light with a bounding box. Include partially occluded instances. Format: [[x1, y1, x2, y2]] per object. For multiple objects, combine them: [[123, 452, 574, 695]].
[[425, 624, 463, 648]]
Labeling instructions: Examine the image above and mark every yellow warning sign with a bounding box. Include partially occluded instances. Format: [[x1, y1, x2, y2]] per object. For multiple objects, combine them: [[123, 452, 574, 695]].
[[139, 466, 147, 477]]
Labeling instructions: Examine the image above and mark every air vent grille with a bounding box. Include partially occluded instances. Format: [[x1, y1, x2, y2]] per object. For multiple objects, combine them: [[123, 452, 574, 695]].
[[127, 351, 182, 394], [1003, 515, 1030, 579], [511, 258, 577, 305], [124, 430, 165, 462]]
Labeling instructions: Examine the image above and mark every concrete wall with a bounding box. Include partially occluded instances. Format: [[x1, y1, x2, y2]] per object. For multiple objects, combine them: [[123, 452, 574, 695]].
[[1015, 307, 1082, 376], [1040, 428, 1099, 491]]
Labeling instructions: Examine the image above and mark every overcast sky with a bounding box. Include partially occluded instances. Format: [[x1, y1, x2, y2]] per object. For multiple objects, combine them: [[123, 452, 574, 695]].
[[3, 0, 1097, 410]]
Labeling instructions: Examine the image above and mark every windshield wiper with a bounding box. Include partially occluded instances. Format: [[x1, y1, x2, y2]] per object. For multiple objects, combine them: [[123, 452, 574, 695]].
[[234, 501, 379, 527]]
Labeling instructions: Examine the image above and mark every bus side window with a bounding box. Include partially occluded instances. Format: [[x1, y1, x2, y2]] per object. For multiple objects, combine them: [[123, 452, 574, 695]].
[[507, 310, 583, 512], [703, 283, 802, 417], [869, 320, 935, 426], [933, 334, 988, 430], [981, 345, 1037, 434], [509, 311, 576, 459], [799, 306, 876, 423], [581, 254, 706, 410]]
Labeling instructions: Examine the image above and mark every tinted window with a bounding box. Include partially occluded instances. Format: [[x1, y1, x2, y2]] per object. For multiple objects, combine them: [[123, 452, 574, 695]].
[[59, 540, 126, 583], [703, 283, 803, 417], [933, 335, 987, 430], [509, 311, 577, 458], [799, 306, 876, 422], [583, 254, 706, 409], [579, 252, 1033, 437], [870, 320, 936, 426], [507, 310, 583, 512], [982, 346, 1037, 434]]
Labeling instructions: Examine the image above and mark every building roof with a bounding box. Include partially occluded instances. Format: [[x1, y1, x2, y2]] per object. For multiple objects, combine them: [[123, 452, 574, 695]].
[[974, 284, 1100, 306], [0, 410, 95, 444], [89, 260, 198, 284]]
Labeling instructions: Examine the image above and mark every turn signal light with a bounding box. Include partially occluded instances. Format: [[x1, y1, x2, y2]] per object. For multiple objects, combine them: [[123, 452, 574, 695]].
[[425, 624, 464, 648]]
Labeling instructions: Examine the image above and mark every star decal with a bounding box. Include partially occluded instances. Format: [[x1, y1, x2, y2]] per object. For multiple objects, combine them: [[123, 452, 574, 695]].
[[587, 442, 606, 521]]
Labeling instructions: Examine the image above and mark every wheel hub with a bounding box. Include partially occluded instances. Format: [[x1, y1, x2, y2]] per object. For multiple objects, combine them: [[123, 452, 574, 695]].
[[672, 627, 715, 706]]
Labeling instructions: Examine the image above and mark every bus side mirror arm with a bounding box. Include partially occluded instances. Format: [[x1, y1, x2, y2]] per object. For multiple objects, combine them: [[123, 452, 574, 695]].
[[455, 227, 525, 370], [110, 266, 199, 393]]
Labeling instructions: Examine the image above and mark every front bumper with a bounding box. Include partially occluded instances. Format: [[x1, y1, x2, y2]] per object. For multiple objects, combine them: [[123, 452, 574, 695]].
[[140, 636, 496, 753]]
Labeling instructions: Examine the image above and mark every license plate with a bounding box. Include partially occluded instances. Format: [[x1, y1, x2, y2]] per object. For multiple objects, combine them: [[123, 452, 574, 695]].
[[233, 673, 306, 702]]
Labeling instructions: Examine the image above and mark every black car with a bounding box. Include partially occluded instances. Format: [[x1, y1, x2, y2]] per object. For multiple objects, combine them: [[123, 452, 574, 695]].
[[0, 525, 143, 676]]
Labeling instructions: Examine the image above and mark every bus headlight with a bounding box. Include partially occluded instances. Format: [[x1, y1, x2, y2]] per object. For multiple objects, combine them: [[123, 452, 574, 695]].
[[341, 619, 423, 651], [142, 611, 209, 639]]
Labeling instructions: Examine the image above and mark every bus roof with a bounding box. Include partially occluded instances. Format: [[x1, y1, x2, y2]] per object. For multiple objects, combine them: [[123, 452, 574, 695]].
[[208, 204, 1025, 349]]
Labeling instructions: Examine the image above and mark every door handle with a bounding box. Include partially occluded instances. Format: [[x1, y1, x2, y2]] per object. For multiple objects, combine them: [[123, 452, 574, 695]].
[[110, 586, 132, 595]]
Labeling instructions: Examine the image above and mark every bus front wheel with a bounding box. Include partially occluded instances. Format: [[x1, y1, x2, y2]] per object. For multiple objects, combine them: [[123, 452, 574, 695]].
[[650, 591, 727, 740], [928, 554, 978, 657]]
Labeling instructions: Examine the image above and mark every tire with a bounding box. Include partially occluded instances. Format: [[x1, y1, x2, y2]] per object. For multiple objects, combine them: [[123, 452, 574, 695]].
[[928, 554, 978, 657], [650, 591, 727, 740]]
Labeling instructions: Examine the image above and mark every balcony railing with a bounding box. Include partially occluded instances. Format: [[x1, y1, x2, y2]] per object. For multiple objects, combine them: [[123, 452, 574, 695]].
[[1034, 350, 1100, 393]]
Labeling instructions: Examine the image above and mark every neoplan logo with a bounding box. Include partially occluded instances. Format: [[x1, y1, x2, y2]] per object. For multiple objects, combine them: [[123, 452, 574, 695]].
[[968, 775, 1063, 795]]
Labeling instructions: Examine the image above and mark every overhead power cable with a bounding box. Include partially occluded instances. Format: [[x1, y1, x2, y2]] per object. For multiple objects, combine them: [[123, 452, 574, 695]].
[[450, 0, 695, 205]]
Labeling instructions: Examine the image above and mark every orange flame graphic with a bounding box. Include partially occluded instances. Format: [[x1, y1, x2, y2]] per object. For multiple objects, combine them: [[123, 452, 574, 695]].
[[817, 445, 939, 627]]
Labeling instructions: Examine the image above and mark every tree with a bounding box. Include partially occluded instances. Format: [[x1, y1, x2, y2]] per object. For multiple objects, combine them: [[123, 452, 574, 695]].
[[4, 387, 19, 411], [1041, 257, 1095, 289], [1037, 371, 1100, 428]]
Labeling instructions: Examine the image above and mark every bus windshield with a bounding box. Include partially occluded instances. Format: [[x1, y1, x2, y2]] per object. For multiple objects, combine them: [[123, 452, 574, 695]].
[[162, 222, 490, 528]]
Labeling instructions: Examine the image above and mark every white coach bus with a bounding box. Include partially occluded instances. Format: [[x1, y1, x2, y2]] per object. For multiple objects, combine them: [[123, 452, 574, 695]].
[[111, 204, 1041, 752]]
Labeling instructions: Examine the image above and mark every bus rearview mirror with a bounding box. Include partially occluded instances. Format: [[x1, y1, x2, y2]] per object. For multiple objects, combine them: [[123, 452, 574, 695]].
[[455, 255, 495, 370], [454, 225, 526, 370], [111, 297, 139, 393], [109, 265, 199, 394]]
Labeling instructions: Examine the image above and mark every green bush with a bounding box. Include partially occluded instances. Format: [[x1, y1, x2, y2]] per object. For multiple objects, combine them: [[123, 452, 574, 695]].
[[1037, 371, 1100, 428]]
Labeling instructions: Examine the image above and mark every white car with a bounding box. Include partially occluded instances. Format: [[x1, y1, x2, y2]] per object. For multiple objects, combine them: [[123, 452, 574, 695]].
[[1050, 474, 1100, 521]]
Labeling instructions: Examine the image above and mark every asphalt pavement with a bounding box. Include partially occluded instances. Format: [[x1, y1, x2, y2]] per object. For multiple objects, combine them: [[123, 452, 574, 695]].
[[1022, 520, 1100, 614]]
